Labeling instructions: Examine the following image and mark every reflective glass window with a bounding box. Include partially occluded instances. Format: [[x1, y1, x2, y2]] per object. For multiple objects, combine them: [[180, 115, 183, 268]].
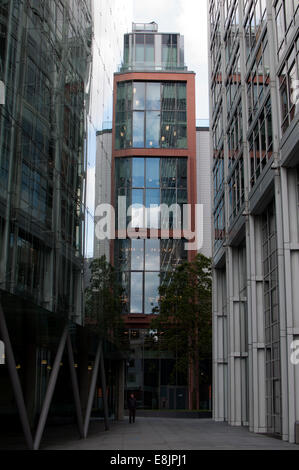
[[132, 187, 144, 204], [130, 272, 143, 313], [146, 158, 160, 188], [146, 111, 160, 148], [145, 239, 160, 270], [133, 82, 145, 109], [177, 158, 187, 188], [145, 35, 155, 63], [146, 188, 160, 228], [131, 189, 144, 227], [146, 82, 160, 110], [177, 189, 188, 205], [131, 239, 144, 270], [161, 158, 177, 188], [177, 83, 187, 110], [144, 272, 160, 314], [133, 111, 144, 147], [136, 34, 145, 62], [161, 239, 187, 271], [115, 239, 130, 271], [132, 158, 144, 187], [162, 82, 176, 110], [115, 81, 187, 149], [116, 157, 131, 187], [161, 188, 176, 205]]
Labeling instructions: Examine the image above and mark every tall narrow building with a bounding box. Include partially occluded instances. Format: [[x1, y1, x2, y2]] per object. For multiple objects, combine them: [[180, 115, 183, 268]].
[[107, 22, 198, 409], [208, 0, 299, 442]]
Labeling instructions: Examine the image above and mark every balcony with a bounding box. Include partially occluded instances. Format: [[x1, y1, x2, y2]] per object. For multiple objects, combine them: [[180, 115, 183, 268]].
[[132, 22, 158, 33], [118, 63, 188, 73]]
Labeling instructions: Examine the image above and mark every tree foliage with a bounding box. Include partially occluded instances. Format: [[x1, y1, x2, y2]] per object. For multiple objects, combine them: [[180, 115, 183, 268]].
[[84, 255, 125, 347], [151, 253, 212, 386]]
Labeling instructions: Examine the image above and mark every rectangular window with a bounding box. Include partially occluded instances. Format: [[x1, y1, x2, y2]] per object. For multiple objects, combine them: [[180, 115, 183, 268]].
[[145, 34, 155, 64], [133, 111, 144, 147], [115, 81, 187, 150], [146, 158, 160, 188], [279, 42, 298, 134], [144, 272, 160, 314], [115, 157, 188, 230], [130, 272, 143, 313], [146, 82, 160, 110], [145, 239, 160, 270], [132, 158, 144, 187], [133, 82, 145, 110], [146, 111, 160, 147], [135, 34, 145, 62], [115, 238, 186, 314], [131, 239, 144, 270], [146, 188, 160, 228]]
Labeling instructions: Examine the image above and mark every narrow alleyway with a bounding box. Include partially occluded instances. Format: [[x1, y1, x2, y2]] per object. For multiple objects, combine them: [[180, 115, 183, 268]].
[[40, 417, 299, 450]]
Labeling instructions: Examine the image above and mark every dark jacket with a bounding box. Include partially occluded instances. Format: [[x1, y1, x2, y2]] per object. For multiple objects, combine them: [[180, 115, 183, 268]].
[[127, 397, 137, 410]]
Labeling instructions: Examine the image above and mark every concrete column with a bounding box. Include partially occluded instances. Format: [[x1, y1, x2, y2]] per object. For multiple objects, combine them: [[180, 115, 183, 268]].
[[247, 215, 266, 434], [213, 268, 228, 422], [280, 167, 299, 442], [227, 246, 249, 426]]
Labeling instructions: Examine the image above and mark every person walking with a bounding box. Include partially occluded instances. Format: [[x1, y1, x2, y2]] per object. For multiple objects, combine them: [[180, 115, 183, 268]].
[[127, 393, 137, 424]]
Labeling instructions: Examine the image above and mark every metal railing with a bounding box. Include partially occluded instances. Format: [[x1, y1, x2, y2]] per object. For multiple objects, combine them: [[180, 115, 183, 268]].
[[118, 63, 188, 73]]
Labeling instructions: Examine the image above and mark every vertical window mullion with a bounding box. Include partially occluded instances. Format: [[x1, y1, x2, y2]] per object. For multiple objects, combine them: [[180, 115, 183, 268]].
[[143, 240, 145, 314], [144, 157, 146, 226], [144, 83, 147, 147]]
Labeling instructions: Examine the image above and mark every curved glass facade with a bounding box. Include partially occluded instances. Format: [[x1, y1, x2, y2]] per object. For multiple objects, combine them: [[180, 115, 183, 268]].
[[115, 81, 187, 150]]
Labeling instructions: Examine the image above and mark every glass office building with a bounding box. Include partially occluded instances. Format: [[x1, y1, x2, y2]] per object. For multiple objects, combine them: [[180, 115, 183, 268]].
[[0, 0, 132, 448], [0, 0, 92, 320], [209, 0, 299, 443], [0, 0, 92, 444], [110, 23, 198, 409]]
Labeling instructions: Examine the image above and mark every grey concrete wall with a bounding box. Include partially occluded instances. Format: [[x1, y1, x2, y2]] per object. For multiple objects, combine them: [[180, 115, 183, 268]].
[[209, 0, 299, 443]]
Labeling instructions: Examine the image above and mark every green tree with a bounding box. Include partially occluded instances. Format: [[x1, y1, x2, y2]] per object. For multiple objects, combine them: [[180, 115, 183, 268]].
[[151, 253, 212, 409], [84, 255, 125, 348]]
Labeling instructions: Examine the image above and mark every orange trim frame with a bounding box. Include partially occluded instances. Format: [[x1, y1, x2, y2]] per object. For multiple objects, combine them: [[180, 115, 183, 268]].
[[111, 71, 197, 327]]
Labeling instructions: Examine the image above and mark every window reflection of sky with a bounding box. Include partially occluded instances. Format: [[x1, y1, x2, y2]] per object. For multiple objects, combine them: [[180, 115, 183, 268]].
[[85, 0, 133, 257], [115, 238, 186, 314]]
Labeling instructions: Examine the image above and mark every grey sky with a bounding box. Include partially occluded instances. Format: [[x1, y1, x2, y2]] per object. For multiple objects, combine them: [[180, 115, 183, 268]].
[[133, 0, 209, 120]]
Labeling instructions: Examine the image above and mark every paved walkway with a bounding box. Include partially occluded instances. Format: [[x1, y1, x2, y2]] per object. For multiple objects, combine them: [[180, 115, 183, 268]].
[[42, 418, 299, 450]]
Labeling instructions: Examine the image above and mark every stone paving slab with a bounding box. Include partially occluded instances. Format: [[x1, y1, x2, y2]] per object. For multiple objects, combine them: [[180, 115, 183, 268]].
[[41, 418, 299, 450]]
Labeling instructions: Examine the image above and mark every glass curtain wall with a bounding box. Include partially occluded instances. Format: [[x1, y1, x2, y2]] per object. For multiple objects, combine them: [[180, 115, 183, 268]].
[[115, 81, 187, 150], [115, 156, 188, 315], [115, 157, 187, 230], [115, 238, 187, 314], [0, 0, 92, 315], [122, 32, 184, 72]]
